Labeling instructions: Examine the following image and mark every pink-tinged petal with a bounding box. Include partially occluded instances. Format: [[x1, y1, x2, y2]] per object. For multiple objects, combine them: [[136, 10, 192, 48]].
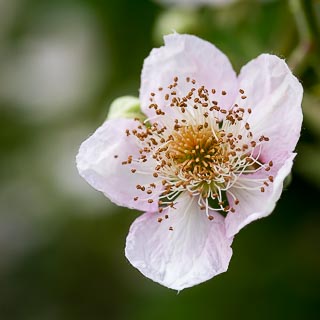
[[225, 153, 296, 237], [140, 33, 238, 119], [76, 118, 160, 212], [236, 54, 303, 160], [125, 194, 233, 290]]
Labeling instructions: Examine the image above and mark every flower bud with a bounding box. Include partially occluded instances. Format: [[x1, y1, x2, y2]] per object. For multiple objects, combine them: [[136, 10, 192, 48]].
[[107, 96, 145, 121]]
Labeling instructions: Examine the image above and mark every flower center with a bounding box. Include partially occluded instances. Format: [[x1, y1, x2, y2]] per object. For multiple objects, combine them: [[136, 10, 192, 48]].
[[168, 125, 222, 177], [119, 76, 274, 223]]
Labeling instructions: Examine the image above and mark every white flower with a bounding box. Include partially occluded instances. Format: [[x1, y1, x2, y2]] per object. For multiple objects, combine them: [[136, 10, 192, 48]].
[[77, 34, 303, 290]]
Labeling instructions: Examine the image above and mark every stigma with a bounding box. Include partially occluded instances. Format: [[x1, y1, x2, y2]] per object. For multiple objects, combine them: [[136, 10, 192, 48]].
[[119, 76, 274, 220]]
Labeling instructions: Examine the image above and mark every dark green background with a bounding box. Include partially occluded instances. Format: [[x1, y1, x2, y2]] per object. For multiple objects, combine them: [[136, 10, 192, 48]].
[[0, 0, 319, 319]]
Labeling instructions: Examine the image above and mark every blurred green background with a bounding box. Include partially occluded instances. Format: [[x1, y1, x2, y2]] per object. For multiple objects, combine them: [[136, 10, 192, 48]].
[[0, 0, 319, 319]]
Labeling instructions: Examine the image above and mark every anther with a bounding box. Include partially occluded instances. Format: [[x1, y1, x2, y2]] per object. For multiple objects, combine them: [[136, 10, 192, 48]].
[[126, 80, 272, 217], [242, 144, 249, 150]]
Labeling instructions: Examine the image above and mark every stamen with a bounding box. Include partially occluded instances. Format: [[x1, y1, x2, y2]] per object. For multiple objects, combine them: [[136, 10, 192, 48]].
[[121, 77, 273, 219]]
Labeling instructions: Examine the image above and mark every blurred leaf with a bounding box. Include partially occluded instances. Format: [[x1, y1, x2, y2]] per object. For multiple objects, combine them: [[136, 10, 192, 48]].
[[295, 143, 320, 189], [153, 8, 200, 44], [302, 93, 320, 139]]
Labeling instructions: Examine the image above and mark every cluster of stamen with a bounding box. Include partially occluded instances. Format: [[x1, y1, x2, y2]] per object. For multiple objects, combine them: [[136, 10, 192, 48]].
[[117, 76, 274, 228]]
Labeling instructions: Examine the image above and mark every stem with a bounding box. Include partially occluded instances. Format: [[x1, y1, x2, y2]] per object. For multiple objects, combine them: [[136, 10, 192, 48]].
[[288, 0, 320, 74], [302, 0, 320, 49]]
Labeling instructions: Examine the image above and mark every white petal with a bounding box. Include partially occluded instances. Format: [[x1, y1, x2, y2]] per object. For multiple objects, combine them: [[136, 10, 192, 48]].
[[225, 153, 296, 237], [236, 54, 303, 161], [76, 118, 160, 212], [140, 33, 238, 118], [125, 194, 233, 290]]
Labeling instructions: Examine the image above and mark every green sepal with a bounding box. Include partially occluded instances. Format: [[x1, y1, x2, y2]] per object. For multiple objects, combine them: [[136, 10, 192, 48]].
[[107, 96, 146, 121]]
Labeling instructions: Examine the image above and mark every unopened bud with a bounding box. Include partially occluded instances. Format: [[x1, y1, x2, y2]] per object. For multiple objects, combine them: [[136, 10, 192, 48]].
[[107, 96, 146, 121]]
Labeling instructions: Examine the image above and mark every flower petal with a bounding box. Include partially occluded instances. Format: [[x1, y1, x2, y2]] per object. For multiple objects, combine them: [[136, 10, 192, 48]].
[[125, 194, 233, 290], [226, 56, 302, 236], [140, 33, 237, 119], [76, 118, 160, 212], [225, 153, 296, 237], [236, 54, 303, 161]]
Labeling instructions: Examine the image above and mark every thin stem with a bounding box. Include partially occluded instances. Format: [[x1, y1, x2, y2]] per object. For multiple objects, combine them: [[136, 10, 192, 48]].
[[302, 0, 320, 50], [288, 0, 320, 74]]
